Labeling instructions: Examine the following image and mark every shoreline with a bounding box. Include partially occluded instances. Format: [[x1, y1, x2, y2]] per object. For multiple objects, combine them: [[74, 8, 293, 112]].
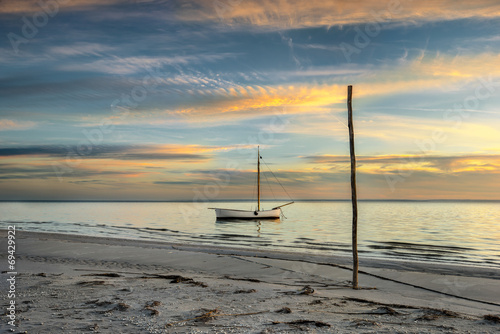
[[1, 230, 499, 333], [6, 230, 500, 278]]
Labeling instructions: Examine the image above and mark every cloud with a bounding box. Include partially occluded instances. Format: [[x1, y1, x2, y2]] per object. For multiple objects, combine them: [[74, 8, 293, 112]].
[[134, 51, 500, 123], [285, 105, 500, 152], [116, 153, 208, 160], [303, 153, 500, 174], [0, 143, 258, 161], [165, 83, 346, 120], [0, 144, 214, 183], [48, 43, 115, 57], [0, 145, 69, 156], [0, 0, 125, 14], [163, 160, 500, 200], [294, 153, 500, 199], [178, 0, 500, 29], [0, 143, 262, 188], [0, 144, 211, 161], [0, 119, 36, 131], [203, 83, 346, 113], [58, 54, 237, 74], [5, 0, 500, 28], [411, 52, 500, 79], [295, 44, 343, 52], [0, 163, 136, 180], [154, 181, 194, 185], [2, 148, 499, 200]]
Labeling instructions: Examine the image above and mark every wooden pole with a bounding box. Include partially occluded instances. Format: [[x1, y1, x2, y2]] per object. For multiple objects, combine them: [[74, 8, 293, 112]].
[[257, 146, 260, 211], [347, 85, 359, 289]]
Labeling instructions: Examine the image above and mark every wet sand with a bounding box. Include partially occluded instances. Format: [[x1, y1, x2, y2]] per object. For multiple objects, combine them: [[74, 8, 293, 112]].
[[1, 230, 499, 333]]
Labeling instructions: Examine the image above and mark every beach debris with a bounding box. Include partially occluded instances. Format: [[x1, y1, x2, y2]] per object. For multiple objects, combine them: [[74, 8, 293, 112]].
[[309, 299, 323, 305], [143, 301, 161, 316], [84, 299, 114, 307], [115, 302, 130, 311], [343, 297, 420, 310], [300, 286, 315, 295], [307, 307, 406, 316], [234, 289, 256, 294], [142, 274, 207, 287], [271, 320, 331, 328], [416, 309, 459, 321], [166, 308, 270, 327], [194, 308, 220, 322], [223, 275, 262, 283], [343, 297, 377, 305], [76, 280, 107, 286], [372, 306, 402, 315], [88, 323, 99, 331], [483, 314, 500, 323], [96, 301, 114, 307], [350, 319, 381, 327], [74, 268, 144, 275], [275, 307, 292, 314], [146, 301, 162, 307], [432, 309, 459, 318], [166, 308, 220, 326], [281, 285, 314, 295], [94, 302, 130, 314], [37, 272, 47, 277], [145, 307, 159, 316], [82, 273, 121, 278]]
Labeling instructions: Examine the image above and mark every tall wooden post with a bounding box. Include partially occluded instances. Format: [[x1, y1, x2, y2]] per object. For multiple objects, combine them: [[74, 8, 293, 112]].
[[257, 146, 260, 211], [347, 85, 359, 289]]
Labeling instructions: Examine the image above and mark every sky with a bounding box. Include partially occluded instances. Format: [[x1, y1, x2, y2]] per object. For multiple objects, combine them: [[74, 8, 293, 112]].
[[0, 0, 499, 201]]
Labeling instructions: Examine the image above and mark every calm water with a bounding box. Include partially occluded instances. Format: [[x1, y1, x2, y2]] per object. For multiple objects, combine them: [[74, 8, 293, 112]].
[[1, 201, 499, 268]]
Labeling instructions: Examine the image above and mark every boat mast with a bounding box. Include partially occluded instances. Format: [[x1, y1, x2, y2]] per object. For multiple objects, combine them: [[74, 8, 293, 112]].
[[257, 146, 260, 211]]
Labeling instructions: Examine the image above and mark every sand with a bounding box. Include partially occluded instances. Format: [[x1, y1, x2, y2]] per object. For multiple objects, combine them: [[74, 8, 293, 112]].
[[1, 230, 499, 333]]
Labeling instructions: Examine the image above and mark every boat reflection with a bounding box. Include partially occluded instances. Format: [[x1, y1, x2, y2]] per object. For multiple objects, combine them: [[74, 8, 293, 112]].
[[215, 218, 281, 236]]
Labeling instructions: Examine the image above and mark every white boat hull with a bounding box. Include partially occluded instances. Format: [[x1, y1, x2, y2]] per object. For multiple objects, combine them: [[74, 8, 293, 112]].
[[214, 208, 281, 219]]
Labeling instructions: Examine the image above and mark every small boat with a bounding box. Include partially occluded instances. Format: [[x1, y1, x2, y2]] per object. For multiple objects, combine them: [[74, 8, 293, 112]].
[[210, 146, 294, 219], [213, 207, 282, 219]]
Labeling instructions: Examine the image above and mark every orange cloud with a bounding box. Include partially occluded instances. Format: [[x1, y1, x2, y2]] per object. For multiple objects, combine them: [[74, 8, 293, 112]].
[[304, 153, 500, 175], [6, 0, 500, 26], [0, 119, 36, 131], [0, 143, 267, 185], [0, 0, 122, 14], [179, 0, 500, 29], [2, 150, 499, 200], [203, 84, 346, 114], [105, 50, 500, 128]]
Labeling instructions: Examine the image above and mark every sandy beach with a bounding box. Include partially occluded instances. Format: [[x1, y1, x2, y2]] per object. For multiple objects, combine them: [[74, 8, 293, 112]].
[[1, 230, 499, 333]]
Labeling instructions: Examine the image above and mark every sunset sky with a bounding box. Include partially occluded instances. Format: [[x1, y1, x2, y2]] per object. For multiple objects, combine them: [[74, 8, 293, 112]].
[[1, 0, 499, 200]]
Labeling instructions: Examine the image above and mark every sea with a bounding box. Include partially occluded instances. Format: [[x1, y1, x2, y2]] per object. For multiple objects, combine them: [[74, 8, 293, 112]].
[[1, 200, 499, 269]]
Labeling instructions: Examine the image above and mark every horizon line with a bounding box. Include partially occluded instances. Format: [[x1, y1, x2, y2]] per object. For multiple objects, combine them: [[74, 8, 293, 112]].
[[0, 199, 499, 202]]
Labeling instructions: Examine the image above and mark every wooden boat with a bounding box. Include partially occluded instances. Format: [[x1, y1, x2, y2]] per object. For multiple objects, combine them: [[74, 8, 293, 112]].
[[210, 147, 293, 219], [213, 207, 282, 219]]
